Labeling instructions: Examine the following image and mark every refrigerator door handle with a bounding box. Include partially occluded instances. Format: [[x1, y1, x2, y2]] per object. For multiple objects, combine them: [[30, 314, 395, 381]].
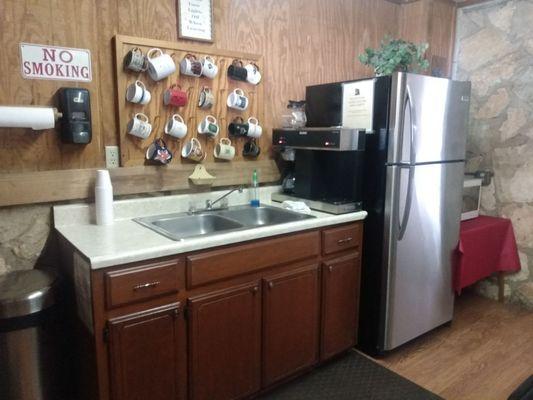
[[406, 85, 416, 165], [398, 166, 414, 241]]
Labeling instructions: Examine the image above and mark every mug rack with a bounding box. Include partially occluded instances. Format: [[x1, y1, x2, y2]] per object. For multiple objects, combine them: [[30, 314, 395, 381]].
[[114, 35, 265, 167]]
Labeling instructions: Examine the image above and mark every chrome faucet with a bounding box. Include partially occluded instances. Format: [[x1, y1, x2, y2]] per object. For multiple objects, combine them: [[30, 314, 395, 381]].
[[205, 186, 244, 211]]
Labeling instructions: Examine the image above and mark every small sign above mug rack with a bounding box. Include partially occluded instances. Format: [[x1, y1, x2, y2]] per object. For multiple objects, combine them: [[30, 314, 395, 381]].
[[177, 0, 214, 42], [113, 34, 265, 167]]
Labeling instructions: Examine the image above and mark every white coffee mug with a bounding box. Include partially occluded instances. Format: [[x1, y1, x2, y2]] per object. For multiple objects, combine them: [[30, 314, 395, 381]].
[[201, 56, 218, 79], [197, 115, 219, 137], [244, 63, 261, 85], [179, 53, 203, 77], [127, 113, 152, 139], [181, 137, 206, 162], [247, 117, 263, 138], [214, 138, 235, 160], [164, 114, 187, 139], [226, 88, 248, 111], [146, 48, 176, 81], [126, 80, 151, 104]]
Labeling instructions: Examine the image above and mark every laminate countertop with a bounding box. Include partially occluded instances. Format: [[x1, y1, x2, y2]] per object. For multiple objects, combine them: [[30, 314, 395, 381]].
[[54, 186, 366, 270]]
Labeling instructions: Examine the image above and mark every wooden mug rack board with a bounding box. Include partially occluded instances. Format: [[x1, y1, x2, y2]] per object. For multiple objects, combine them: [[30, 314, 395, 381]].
[[114, 35, 265, 168]]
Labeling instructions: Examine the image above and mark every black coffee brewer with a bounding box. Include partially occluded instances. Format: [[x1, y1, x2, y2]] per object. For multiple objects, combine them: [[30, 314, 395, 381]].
[[272, 127, 365, 214]]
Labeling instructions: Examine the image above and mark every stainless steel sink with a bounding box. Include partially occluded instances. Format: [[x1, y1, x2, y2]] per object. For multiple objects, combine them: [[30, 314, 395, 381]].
[[134, 205, 315, 241], [217, 205, 314, 227], [135, 213, 244, 241]]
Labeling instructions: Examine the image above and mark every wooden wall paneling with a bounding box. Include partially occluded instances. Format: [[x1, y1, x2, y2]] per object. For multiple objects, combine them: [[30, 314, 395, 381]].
[[428, 0, 457, 77], [0, 0, 104, 172], [0, 159, 280, 207]]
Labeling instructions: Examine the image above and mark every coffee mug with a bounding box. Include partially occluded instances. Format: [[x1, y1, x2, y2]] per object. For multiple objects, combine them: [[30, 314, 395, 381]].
[[163, 84, 188, 107], [247, 117, 263, 138], [180, 53, 203, 77], [127, 113, 152, 139], [243, 139, 260, 158], [214, 138, 235, 160], [201, 56, 218, 79], [146, 48, 176, 81], [244, 62, 261, 85], [198, 87, 215, 109], [146, 138, 173, 164], [228, 116, 249, 137], [227, 59, 248, 81], [227, 88, 248, 111], [164, 114, 188, 139], [181, 137, 206, 162], [123, 47, 146, 72], [126, 80, 151, 105], [197, 115, 219, 137]]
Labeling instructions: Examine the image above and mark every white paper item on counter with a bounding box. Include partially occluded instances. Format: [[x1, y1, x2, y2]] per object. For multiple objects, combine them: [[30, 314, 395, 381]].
[[281, 200, 312, 214]]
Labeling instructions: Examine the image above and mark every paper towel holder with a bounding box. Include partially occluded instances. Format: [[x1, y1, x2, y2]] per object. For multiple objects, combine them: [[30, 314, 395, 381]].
[[57, 87, 92, 144], [0, 106, 63, 130]]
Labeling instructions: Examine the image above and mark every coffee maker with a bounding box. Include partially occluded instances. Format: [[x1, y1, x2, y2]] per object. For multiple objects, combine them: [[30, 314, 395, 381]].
[[272, 80, 373, 214], [272, 127, 365, 214]]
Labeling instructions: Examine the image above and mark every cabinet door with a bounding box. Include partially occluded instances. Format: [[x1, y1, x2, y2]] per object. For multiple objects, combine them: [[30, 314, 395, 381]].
[[262, 264, 320, 386], [321, 254, 361, 360], [107, 303, 183, 400], [188, 281, 261, 400]]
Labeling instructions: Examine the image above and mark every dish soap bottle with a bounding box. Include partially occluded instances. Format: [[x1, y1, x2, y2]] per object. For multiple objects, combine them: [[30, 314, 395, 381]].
[[250, 169, 260, 207]]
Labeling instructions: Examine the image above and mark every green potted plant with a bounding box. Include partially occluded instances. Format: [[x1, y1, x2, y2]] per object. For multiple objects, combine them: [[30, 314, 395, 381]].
[[359, 36, 430, 76]]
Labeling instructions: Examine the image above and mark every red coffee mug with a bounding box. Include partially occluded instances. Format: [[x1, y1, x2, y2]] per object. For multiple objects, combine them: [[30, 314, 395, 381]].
[[163, 84, 188, 107]]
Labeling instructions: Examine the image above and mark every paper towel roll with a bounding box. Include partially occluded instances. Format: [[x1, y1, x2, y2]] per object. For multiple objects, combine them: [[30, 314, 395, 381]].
[[0, 106, 60, 130]]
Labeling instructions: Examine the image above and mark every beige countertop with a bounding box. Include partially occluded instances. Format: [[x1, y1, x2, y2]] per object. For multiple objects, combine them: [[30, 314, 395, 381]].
[[54, 186, 366, 270]]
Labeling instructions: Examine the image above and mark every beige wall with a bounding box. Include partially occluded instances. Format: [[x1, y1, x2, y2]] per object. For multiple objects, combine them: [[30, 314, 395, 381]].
[[454, 0, 533, 307]]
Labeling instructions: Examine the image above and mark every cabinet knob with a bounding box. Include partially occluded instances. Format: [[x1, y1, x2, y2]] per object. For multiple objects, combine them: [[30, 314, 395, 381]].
[[251, 286, 259, 294], [172, 308, 180, 318], [328, 265, 333, 273], [268, 281, 274, 289]]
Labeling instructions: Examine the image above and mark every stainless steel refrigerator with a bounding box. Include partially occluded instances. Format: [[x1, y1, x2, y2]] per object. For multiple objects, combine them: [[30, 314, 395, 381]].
[[356, 72, 472, 353]]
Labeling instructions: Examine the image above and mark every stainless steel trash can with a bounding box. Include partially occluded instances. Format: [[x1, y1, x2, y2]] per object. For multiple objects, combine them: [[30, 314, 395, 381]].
[[0, 270, 60, 400]]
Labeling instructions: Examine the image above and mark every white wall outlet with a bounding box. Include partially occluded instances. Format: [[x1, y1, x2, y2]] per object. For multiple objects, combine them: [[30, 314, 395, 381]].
[[105, 146, 120, 168]]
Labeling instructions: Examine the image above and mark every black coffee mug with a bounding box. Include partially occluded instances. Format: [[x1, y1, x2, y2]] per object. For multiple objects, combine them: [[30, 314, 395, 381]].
[[243, 139, 260, 158], [227, 59, 248, 81], [228, 117, 249, 136]]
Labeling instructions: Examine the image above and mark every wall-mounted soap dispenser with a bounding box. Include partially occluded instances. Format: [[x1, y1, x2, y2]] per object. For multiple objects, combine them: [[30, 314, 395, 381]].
[[57, 87, 92, 144]]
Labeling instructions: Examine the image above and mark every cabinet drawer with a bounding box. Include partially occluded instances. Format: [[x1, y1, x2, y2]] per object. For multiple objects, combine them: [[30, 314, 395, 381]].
[[186, 231, 320, 288], [322, 223, 362, 256], [105, 259, 183, 308]]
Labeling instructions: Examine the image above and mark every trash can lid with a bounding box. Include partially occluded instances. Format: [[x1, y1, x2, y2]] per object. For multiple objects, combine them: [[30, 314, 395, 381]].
[[0, 270, 57, 319]]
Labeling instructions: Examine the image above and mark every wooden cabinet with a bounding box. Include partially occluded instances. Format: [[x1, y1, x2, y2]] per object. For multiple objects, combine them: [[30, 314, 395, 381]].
[[321, 253, 362, 360], [188, 281, 262, 400], [85, 221, 363, 400], [262, 264, 320, 386], [107, 303, 183, 400]]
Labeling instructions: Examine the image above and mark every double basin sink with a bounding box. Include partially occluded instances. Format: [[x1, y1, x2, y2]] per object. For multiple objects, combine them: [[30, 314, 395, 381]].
[[134, 205, 315, 241]]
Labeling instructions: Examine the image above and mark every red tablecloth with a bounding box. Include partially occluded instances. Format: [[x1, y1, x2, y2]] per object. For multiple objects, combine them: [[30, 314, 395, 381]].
[[454, 215, 521, 293]]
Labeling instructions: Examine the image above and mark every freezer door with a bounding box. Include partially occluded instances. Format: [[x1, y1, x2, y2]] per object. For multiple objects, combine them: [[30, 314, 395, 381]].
[[387, 73, 471, 165], [382, 161, 464, 351]]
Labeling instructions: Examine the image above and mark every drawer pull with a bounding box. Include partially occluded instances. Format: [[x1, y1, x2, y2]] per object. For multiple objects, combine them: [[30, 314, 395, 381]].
[[133, 281, 161, 291], [337, 237, 353, 245]]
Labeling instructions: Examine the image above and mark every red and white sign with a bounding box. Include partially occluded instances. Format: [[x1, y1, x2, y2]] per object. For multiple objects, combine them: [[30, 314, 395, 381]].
[[20, 43, 92, 82]]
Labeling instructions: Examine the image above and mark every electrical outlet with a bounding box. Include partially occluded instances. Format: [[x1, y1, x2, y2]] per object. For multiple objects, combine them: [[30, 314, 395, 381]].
[[105, 146, 120, 168]]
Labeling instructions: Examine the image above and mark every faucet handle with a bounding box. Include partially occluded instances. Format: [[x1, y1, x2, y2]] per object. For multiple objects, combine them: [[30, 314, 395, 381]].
[[205, 199, 212, 209], [220, 197, 229, 208]]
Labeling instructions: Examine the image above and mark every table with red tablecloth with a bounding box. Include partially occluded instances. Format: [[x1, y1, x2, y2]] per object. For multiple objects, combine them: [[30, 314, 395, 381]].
[[455, 215, 521, 301]]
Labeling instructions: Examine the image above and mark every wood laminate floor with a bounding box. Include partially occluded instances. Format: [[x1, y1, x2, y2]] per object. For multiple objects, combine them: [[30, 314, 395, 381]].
[[375, 291, 533, 400]]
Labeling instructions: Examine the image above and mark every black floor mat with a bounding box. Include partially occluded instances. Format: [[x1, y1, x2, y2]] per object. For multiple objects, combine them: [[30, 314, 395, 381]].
[[259, 350, 442, 400]]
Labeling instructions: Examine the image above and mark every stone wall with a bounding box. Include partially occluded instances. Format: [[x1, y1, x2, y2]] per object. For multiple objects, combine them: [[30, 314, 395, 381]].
[[454, 0, 533, 308]]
